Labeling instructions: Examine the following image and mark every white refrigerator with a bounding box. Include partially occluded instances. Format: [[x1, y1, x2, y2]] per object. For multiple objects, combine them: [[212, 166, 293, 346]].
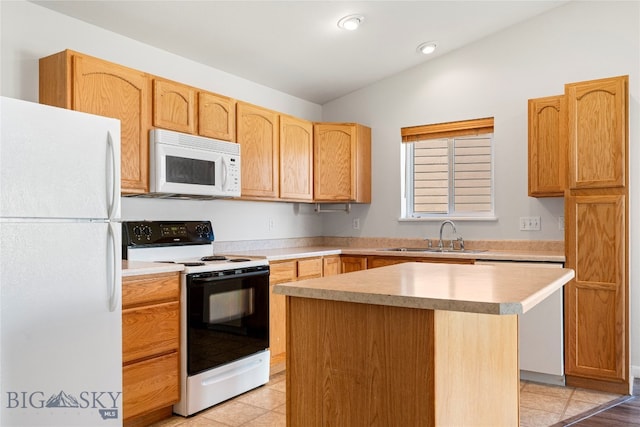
[[0, 97, 123, 426]]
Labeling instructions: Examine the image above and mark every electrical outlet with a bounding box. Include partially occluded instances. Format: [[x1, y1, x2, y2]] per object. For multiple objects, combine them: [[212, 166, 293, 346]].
[[558, 216, 565, 231], [519, 216, 541, 231], [352, 218, 360, 230], [268, 218, 274, 231]]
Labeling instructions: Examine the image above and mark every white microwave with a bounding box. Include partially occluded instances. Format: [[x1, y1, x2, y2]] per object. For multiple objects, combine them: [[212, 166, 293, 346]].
[[149, 129, 241, 199]]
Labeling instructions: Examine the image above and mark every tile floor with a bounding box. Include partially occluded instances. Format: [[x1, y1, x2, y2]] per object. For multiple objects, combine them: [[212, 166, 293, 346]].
[[152, 367, 622, 427]]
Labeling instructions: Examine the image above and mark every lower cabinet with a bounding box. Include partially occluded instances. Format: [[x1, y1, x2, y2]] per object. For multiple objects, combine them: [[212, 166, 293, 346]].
[[122, 272, 180, 426], [269, 256, 326, 366], [323, 255, 341, 276], [341, 255, 474, 271], [341, 255, 368, 272]]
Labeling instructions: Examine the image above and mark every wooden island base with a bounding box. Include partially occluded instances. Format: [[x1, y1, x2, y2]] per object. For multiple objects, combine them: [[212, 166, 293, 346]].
[[286, 297, 519, 426]]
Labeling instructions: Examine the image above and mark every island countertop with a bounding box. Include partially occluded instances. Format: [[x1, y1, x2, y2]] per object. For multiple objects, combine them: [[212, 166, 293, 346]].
[[274, 261, 574, 315]]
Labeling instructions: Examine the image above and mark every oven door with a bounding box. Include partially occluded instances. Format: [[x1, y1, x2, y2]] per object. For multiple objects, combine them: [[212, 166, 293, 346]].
[[186, 266, 269, 376]]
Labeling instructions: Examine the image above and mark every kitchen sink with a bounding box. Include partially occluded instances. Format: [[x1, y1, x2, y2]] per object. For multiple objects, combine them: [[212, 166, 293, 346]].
[[378, 247, 487, 254]]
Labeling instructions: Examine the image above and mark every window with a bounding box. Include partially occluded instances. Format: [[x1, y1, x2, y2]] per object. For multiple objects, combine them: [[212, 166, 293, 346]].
[[401, 117, 495, 219]]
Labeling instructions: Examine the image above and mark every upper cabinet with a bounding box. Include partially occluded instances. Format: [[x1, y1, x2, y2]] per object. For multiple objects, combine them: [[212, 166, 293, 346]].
[[198, 91, 236, 141], [314, 123, 371, 203], [152, 78, 196, 134], [39, 50, 152, 194], [280, 115, 313, 201], [236, 102, 280, 199], [528, 95, 566, 197], [39, 50, 371, 203], [565, 75, 628, 190]]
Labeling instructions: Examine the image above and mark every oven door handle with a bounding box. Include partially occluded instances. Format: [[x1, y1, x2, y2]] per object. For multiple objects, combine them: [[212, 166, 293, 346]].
[[191, 270, 268, 283]]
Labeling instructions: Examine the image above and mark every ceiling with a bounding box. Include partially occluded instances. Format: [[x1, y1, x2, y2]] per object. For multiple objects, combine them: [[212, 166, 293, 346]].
[[32, 1, 567, 105]]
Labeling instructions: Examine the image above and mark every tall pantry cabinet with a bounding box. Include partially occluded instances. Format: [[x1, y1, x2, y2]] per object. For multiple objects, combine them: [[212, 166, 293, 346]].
[[563, 75, 629, 394]]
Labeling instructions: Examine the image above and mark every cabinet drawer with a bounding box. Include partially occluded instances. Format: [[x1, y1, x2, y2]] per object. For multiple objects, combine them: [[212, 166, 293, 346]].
[[270, 261, 297, 284], [297, 257, 323, 279], [122, 273, 180, 308], [123, 301, 179, 364], [123, 352, 179, 421]]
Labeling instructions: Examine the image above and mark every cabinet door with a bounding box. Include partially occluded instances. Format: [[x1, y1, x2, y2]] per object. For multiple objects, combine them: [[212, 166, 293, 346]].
[[297, 257, 323, 280], [341, 256, 367, 273], [314, 124, 356, 201], [268, 261, 296, 362], [323, 255, 341, 276], [153, 78, 196, 134], [280, 115, 313, 201], [72, 53, 151, 194], [236, 102, 280, 198], [198, 91, 236, 141], [123, 352, 179, 421], [122, 301, 180, 364], [564, 193, 627, 388], [566, 76, 628, 189], [528, 95, 566, 197]]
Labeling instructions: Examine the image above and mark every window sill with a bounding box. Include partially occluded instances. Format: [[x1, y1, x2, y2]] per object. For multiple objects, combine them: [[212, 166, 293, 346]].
[[398, 216, 498, 222]]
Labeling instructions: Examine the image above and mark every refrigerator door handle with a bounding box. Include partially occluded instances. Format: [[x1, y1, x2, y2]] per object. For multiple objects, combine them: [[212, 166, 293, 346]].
[[107, 131, 118, 220], [107, 223, 119, 312]]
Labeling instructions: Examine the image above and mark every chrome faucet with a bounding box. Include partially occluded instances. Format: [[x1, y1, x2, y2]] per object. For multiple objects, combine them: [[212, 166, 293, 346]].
[[438, 220, 457, 250]]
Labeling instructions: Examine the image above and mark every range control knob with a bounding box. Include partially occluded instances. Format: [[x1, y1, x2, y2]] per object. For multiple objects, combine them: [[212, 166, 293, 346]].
[[195, 223, 211, 238]]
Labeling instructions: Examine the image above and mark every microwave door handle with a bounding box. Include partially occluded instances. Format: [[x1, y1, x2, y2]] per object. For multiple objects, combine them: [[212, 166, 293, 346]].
[[221, 157, 228, 190]]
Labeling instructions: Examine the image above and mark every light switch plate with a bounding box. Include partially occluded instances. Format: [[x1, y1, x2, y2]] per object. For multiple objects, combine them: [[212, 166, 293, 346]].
[[520, 216, 541, 231]]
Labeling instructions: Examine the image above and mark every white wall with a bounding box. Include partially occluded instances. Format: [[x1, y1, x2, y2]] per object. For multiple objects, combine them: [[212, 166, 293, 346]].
[[0, 0, 324, 241], [322, 1, 640, 378], [322, 0, 638, 241]]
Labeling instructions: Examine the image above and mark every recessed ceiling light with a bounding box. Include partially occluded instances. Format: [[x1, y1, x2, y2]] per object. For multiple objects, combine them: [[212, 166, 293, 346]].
[[417, 42, 437, 55], [337, 14, 364, 31]]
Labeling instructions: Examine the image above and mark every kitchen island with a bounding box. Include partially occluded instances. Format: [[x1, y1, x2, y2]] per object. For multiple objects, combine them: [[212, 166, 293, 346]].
[[273, 262, 574, 426]]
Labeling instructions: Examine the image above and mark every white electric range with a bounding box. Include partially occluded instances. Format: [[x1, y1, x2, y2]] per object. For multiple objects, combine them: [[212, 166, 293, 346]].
[[123, 220, 270, 416]]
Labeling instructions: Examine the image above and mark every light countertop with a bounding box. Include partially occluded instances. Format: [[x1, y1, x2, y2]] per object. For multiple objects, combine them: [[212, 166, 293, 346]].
[[122, 260, 183, 277], [122, 245, 564, 276], [273, 262, 574, 315], [224, 246, 564, 262]]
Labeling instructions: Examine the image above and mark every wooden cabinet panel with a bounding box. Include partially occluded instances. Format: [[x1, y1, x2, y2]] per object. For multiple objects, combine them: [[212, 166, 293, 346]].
[[39, 50, 151, 194], [280, 115, 313, 201], [123, 352, 179, 421], [314, 123, 371, 203], [121, 272, 180, 425], [39, 50, 152, 194], [269, 260, 295, 364], [566, 76, 628, 189], [236, 102, 280, 198], [368, 257, 408, 269], [528, 95, 566, 197], [122, 273, 180, 307], [198, 91, 236, 141], [565, 193, 627, 388], [122, 301, 180, 364], [269, 282, 287, 362], [297, 257, 323, 280], [341, 255, 367, 273], [270, 260, 297, 284], [367, 256, 474, 269], [323, 255, 341, 276], [153, 78, 196, 134]]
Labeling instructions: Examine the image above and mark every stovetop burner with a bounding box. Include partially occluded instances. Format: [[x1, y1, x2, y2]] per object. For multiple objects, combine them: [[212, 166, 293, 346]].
[[158, 260, 207, 267], [201, 255, 227, 261]]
